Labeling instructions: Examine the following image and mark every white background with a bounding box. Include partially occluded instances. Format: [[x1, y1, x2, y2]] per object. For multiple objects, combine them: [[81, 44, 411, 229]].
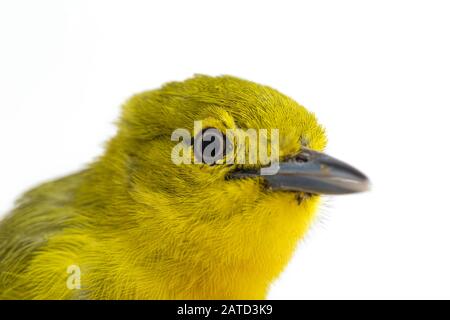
[[1, 0, 450, 299]]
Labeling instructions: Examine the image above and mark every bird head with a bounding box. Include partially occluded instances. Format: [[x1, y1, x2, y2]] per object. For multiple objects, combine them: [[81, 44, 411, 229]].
[[101, 75, 369, 285]]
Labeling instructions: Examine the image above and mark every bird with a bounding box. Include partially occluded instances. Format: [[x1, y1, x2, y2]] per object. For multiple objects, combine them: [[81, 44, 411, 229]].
[[0, 75, 369, 299]]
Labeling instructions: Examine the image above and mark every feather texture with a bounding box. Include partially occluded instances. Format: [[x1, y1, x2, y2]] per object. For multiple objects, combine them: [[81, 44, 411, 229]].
[[0, 75, 326, 299]]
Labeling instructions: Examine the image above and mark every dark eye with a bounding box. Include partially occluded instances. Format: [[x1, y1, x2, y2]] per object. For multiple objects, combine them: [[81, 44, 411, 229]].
[[193, 127, 229, 164]]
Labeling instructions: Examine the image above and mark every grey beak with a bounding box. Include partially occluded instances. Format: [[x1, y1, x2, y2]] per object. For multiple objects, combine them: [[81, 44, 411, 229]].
[[229, 148, 370, 195]]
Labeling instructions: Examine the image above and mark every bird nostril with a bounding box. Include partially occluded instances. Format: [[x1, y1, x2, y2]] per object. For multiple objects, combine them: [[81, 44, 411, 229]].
[[295, 154, 309, 162], [286, 153, 309, 163]]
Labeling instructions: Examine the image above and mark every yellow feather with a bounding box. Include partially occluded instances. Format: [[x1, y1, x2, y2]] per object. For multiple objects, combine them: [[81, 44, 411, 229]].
[[0, 75, 327, 299]]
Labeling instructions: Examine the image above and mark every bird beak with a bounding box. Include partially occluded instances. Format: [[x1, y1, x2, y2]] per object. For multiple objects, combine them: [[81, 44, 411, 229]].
[[229, 148, 370, 195]]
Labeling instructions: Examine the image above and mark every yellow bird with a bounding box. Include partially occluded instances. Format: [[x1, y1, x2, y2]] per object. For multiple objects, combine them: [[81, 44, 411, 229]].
[[0, 75, 369, 299]]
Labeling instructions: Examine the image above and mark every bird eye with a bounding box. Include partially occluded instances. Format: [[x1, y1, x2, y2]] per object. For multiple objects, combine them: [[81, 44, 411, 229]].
[[193, 127, 229, 165]]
